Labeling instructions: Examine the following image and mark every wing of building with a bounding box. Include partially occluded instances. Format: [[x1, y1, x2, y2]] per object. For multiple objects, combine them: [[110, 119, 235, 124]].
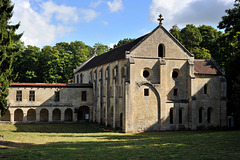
[[1, 19, 227, 132]]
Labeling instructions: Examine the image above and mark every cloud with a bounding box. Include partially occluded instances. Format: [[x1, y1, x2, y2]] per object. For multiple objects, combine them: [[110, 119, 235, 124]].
[[107, 0, 123, 12], [103, 21, 109, 25], [108, 43, 116, 48], [149, 0, 234, 29], [42, 1, 79, 23], [90, 0, 103, 8], [79, 9, 99, 23], [11, 0, 78, 47]]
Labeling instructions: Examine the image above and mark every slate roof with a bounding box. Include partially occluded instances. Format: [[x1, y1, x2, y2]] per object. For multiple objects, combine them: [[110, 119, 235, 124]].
[[194, 60, 222, 75], [75, 33, 150, 73], [74, 25, 222, 76]]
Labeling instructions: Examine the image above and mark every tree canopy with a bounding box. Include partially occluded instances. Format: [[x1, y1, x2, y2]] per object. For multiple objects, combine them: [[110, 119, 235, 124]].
[[113, 38, 135, 49]]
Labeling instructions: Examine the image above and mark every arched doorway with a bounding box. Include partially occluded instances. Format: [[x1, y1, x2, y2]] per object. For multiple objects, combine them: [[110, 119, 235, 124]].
[[78, 106, 90, 121], [1, 110, 10, 121], [14, 109, 23, 121], [65, 108, 73, 122], [52, 108, 61, 122], [40, 109, 49, 122], [27, 109, 36, 121]]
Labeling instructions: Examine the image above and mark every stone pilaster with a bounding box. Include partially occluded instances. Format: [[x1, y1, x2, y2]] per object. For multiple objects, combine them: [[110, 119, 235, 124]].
[[220, 76, 227, 127], [188, 60, 196, 130]]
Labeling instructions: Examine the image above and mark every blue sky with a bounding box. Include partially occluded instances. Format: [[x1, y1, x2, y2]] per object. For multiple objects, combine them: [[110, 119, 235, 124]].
[[11, 0, 234, 48]]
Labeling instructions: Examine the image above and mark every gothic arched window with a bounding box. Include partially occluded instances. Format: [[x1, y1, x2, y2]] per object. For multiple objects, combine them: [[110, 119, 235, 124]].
[[199, 107, 204, 123], [158, 44, 165, 57], [207, 107, 213, 123]]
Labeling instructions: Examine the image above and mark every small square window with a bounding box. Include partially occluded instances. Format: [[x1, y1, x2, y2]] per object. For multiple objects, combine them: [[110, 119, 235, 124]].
[[144, 89, 149, 96], [174, 89, 178, 96], [82, 91, 87, 101]]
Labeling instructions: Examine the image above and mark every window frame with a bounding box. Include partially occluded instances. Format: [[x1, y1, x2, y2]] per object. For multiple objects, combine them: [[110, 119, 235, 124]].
[[54, 91, 60, 102], [82, 91, 87, 101], [144, 89, 149, 96], [29, 90, 35, 101], [16, 90, 22, 101]]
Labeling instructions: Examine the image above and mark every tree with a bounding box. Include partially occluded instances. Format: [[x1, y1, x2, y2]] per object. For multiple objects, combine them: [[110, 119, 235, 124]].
[[218, 0, 240, 127], [113, 38, 135, 49], [218, 0, 240, 33], [13, 45, 40, 82], [0, 0, 22, 118], [198, 25, 222, 57], [93, 42, 109, 55], [180, 24, 202, 53], [170, 25, 181, 42], [191, 47, 211, 60]]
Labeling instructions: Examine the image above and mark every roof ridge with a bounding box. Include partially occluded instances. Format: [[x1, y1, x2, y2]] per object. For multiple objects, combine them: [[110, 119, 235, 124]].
[[210, 58, 225, 75]]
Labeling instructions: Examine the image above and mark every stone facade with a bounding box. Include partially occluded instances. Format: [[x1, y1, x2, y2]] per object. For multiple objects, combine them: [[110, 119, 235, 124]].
[[73, 25, 227, 132], [1, 23, 227, 133], [1, 83, 93, 123]]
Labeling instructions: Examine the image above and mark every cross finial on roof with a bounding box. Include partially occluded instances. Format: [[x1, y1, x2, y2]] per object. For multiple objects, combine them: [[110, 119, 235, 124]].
[[158, 14, 164, 26]]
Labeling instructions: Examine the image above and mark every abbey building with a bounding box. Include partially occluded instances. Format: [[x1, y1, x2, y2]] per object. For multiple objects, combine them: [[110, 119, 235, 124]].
[[1, 17, 227, 132]]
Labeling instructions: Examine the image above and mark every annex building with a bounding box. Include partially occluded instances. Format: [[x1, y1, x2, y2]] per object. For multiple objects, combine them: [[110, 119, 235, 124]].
[[0, 16, 227, 132]]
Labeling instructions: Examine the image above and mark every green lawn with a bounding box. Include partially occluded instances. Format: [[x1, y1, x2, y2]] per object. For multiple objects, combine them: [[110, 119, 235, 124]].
[[0, 123, 239, 160]]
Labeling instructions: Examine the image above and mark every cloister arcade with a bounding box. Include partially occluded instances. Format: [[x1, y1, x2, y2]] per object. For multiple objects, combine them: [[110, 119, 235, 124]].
[[1, 106, 90, 123]]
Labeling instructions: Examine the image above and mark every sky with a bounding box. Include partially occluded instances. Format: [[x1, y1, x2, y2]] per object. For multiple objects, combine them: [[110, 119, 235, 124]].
[[11, 0, 235, 48]]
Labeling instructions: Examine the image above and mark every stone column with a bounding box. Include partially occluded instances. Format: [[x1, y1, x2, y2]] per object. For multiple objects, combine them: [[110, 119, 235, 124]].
[[36, 109, 40, 122], [23, 111, 27, 122], [48, 109, 53, 122], [61, 108, 65, 122], [73, 109, 77, 122], [10, 110, 14, 123]]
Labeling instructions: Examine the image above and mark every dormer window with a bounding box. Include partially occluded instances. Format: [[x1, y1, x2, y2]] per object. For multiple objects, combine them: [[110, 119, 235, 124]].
[[158, 44, 165, 57]]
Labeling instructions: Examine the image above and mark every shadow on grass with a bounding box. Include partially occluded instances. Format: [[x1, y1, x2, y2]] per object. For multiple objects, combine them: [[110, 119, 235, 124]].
[[0, 140, 35, 150], [1, 131, 240, 160], [13, 123, 105, 133]]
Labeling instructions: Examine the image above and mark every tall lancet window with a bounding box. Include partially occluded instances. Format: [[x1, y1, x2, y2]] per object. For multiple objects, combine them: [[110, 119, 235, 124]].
[[158, 44, 165, 57]]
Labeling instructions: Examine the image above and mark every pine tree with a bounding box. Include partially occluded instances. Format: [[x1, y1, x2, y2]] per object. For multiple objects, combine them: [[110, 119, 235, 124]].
[[0, 0, 22, 118]]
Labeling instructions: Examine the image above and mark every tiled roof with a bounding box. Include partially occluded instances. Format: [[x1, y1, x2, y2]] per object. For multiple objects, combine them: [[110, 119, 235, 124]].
[[10, 83, 93, 88], [76, 33, 150, 72], [194, 60, 221, 75], [10, 83, 67, 87]]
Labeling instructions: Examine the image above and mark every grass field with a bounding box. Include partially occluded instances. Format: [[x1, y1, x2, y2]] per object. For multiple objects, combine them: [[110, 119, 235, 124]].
[[0, 123, 239, 160]]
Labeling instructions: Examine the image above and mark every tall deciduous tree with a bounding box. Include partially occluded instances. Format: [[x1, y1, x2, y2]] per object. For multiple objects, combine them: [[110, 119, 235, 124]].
[[93, 42, 109, 55], [0, 0, 22, 118], [180, 24, 202, 53], [113, 38, 135, 49], [170, 25, 182, 43], [217, 0, 240, 127]]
